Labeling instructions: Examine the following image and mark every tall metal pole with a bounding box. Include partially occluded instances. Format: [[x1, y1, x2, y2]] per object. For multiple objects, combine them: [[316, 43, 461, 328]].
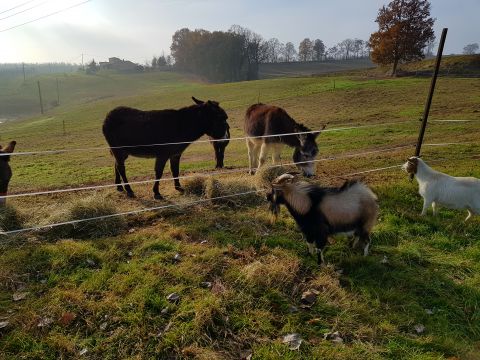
[[414, 28, 448, 157]]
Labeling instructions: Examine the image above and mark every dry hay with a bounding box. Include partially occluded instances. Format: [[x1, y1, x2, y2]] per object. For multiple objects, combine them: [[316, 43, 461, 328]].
[[44, 194, 126, 239], [0, 205, 24, 232], [203, 175, 262, 207], [254, 165, 298, 191], [183, 176, 206, 196]]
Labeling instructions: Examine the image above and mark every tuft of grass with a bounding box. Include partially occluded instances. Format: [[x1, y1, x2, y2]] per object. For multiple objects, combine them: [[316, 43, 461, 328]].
[[44, 194, 126, 239]]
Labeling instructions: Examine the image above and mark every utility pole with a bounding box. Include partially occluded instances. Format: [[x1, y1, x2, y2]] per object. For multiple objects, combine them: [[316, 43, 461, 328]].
[[37, 80, 44, 115], [22, 62, 25, 82], [81, 53, 84, 69]]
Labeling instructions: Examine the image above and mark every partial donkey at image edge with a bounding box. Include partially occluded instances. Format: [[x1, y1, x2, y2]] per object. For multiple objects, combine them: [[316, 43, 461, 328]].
[[0, 141, 17, 207]]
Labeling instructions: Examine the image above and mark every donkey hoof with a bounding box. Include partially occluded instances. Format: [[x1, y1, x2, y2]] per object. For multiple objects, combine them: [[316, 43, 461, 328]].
[[175, 186, 185, 194], [117, 186, 124, 192], [154, 193, 164, 200], [248, 170, 256, 176], [126, 192, 136, 198]]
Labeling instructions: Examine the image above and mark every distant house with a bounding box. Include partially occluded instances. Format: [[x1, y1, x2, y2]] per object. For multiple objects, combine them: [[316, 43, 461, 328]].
[[99, 57, 143, 72]]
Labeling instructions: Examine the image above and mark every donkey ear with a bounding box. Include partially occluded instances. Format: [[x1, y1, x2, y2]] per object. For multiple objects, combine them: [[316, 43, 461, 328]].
[[192, 97, 204, 105], [4, 141, 16, 153]]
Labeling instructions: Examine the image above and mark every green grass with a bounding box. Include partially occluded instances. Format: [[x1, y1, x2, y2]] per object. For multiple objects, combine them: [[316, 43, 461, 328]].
[[0, 69, 479, 359]]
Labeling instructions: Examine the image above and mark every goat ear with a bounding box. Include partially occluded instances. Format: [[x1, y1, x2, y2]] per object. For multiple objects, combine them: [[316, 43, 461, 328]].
[[4, 141, 16, 153], [192, 97, 204, 105]]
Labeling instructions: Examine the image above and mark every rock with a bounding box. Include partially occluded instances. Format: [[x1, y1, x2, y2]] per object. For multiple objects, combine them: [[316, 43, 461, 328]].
[[12, 292, 29, 301], [300, 289, 319, 308], [173, 253, 181, 262], [79, 348, 88, 356], [414, 324, 425, 334], [166, 293, 180, 303], [324, 331, 343, 344], [200, 281, 212, 289], [282, 333, 303, 350]]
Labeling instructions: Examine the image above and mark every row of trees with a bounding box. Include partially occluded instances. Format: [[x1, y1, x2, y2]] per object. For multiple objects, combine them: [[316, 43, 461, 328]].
[[169, 25, 371, 81]]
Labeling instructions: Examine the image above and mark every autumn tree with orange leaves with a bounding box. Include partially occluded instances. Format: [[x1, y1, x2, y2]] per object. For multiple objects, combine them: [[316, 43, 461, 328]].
[[369, 0, 435, 76]]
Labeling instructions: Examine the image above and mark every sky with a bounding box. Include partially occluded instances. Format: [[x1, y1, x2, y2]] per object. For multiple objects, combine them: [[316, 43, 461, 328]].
[[0, 0, 479, 64]]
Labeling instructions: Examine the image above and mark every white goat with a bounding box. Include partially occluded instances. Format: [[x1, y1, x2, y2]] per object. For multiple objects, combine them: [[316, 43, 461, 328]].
[[402, 156, 480, 221]]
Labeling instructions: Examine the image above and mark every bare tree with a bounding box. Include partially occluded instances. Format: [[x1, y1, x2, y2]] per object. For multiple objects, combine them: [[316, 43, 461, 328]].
[[284, 42, 297, 62], [313, 39, 325, 61], [299, 38, 314, 61], [463, 43, 479, 55]]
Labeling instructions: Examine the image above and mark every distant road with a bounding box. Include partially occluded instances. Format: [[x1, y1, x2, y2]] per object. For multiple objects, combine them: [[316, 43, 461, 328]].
[[259, 58, 374, 79]]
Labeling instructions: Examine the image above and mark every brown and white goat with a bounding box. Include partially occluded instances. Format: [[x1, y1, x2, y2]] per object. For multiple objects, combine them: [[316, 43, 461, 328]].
[[403, 156, 480, 221], [0, 141, 16, 207], [267, 173, 378, 264]]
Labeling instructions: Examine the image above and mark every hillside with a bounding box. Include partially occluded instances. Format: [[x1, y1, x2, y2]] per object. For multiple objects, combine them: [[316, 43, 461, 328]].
[[376, 55, 480, 77], [258, 58, 374, 79], [0, 71, 480, 359]]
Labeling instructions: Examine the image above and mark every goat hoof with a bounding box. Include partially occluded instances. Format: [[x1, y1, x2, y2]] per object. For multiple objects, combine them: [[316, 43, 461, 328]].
[[154, 193, 164, 200], [175, 186, 185, 194], [126, 192, 135, 198]]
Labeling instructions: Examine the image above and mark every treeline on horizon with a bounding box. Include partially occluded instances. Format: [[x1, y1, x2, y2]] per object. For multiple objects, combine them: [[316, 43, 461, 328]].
[[170, 25, 370, 82]]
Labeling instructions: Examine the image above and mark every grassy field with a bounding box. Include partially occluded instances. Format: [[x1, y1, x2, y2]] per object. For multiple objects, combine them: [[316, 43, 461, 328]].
[[258, 58, 374, 79], [0, 65, 480, 359]]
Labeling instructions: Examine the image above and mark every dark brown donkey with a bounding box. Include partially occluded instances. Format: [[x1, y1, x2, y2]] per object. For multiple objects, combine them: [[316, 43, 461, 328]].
[[0, 141, 17, 207], [244, 104, 326, 177], [103, 97, 230, 200], [211, 126, 230, 169]]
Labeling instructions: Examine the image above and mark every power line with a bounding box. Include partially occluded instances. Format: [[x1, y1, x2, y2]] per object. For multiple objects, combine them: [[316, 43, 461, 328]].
[[1, 144, 415, 200], [0, 0, 91, 33], [0, 162, 408, 236], [0, 0, 36, 15], [0, 0, 50, 21], [0, 123, 413, 157]]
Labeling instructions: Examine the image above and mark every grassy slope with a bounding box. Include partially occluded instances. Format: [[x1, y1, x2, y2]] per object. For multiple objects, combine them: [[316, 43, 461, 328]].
[[0, 70, 480, 359], [258, 58, 374, 79]]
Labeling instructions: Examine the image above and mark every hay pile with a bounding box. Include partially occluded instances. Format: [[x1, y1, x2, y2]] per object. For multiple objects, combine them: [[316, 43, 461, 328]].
[[0, 205, 24, 232], [254, 165, 298, 191], [183, 175, 263, 207], [45, 194, 126, 239]]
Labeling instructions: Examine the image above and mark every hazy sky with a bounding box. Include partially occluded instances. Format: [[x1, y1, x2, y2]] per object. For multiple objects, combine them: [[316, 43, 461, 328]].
[[0, 0, 478, 64]]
